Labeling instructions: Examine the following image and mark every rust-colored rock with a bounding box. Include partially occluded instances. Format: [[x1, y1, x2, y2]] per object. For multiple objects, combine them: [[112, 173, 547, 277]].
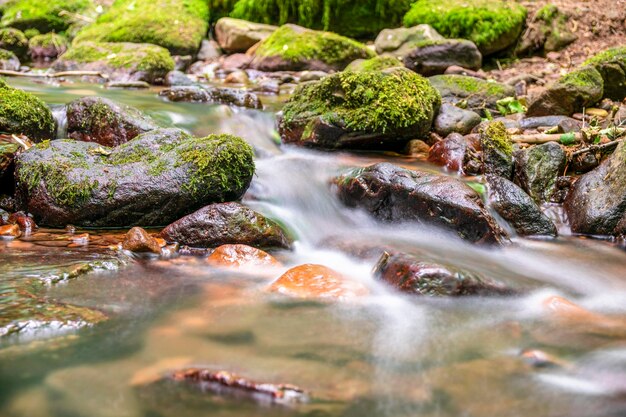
[[0, 223, 20, 238], [206, 244, 280, 269], [7, 211, 36, 234], [427, 133, 467, 173], [122, 227, 162, 254], [269, 264, 367, 299]]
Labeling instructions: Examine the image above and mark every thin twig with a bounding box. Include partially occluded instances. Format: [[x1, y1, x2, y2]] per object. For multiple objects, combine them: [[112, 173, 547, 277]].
[[570, 138, 623, 157], [0, 70, 108, 79]]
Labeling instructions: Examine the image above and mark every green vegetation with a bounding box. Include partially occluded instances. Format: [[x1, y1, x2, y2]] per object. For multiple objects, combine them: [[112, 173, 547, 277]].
[[255, 25, 374, 65], [481, 121, 512, 156], [403, 0, 527, 55], [0, 28, 28, 59], [433, 74, 512, 97], [583, 47, 626, 99], [229, 0, 414, 38], [345, 55, 402, 72], [60, 42, 175, 73], [535, 4, 559, 22], [283, 68, 441, 134], [584, 46, 626, 67], [0, 78, 55, 141], [0, 0, 93, 33], [557, 66, 604, 89], [73, 0, 208, 55], [0, 49, 17, 61], [29, 33, 67, 50]]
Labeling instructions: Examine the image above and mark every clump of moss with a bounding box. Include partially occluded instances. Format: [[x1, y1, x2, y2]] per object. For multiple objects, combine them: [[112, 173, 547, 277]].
[[283, 68, 441, 134], [558, 66, 604, 89], [0, 49, 17, 61], [73, 0, 208, 55], [345, 55, 402, 72], [403, 0, 527, 55], [229, 0, 414, 38], [582, 47, 626, 100], [60, 42, 175, 73], [29, 33, 67, 49], [481, 121, 512, 156], [0, 78, 55, 141], [0, 0, 93, 33], [433, 74, 512, 97], [535, 4, 559, 22], [255, 24, 374, 66], [0, 28, 28, 59], [23, 28, 40, 39], [584, 46, 626, 67]]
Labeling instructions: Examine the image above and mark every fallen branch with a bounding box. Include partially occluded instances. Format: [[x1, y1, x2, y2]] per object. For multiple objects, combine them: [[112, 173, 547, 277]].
[[570, 138, 623, 157], [511, 127, 626, 145], [0, 70, 108, 79]]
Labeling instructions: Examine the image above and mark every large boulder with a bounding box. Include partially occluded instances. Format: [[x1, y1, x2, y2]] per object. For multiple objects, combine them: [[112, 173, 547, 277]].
[[584, 46, 626, 101], [403, 39, 482, 76], [159, 86, 262, 109], [335, 162, 507, 244], [564, 141, 626, 237], [72, 0, 208, 55], [214, 17, 277, 53], [0, 0, 93, 33], [279, 68, 440, 150], [0, 28, 28, 60], [250, 24, 374, 72], [53, 42, 175, 84], [428, 74, 515, 114], [0, 78, 55, 141], [526, 66, 604, 116], [403, 0, 527, 56], [66, 97, 160, 147], [28, 33, 68, 60], [375, 24, 444, 57], [0, 48, 19, 70], [486, 174, 557, 237], [14, 128, 255, 227], [513, 141, 566, 204], [160, 202, 292, 249]]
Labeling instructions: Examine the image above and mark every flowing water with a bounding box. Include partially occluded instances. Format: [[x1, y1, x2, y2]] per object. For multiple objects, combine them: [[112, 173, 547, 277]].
[[1, 78, 626, 417]]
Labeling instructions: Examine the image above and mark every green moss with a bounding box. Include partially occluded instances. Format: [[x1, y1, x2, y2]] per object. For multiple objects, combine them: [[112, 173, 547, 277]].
[[208, 0, 239, 22], [0, 28, 28, 58], [584, 46, 626, 67], [558, 66, 604, 89], [283, 68, 441, 133], [29, 33, 67, 49], [403, 0, 527, 55], [0, 79, 55, 141], [255, 25, 374, 65], [229, 0, 413, 38], [0, 49, 16, 60], [481, 121, 512, 156], [23, 28, 40, 39], [535, 4, 558, 22], [73, 0, 208, 55], [345, 55, 402, 72], [61, 42, 175, 73], [0, 0, 93, 33], [436, 74, 510, 96]]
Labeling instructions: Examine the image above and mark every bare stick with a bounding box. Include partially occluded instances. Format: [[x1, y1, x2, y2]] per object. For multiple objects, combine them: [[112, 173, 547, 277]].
[[570, 139, 623, 157], [0, 70, 109, 79]]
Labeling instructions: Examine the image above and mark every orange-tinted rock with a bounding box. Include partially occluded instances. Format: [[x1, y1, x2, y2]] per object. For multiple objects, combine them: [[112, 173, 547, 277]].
[[122, 227, 162, 254], [269, 264, 367, 300], [0, 223, 20, 238], [7, 212, 36, 234], [207, 244, 280, 269]]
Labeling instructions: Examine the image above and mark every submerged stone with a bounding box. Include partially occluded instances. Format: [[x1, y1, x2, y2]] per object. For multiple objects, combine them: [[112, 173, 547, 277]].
[[122, 227, 162, 254], [159, 85, 262, 109], [15, 128, 255, 227], [0, 78, 55, 141], [269, 264, 367, 299]]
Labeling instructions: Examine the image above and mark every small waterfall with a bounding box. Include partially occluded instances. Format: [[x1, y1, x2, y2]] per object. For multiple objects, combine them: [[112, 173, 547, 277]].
[[51, 104, 67, 139]]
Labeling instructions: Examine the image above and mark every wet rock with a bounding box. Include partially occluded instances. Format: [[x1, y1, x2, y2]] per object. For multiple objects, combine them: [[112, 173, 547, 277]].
[[15, 128, 255, 227], [0, 48, 20, 70], [298, 70, 328, 82], [427, 133, 467, 173], [514, 142, 566, 203], [374, 24, 444, 57], [0, 223, 20, 238], [335, 163, 507, 244], [215, 17, 277, 53], [224, 69, 249, 84], [0, 28, 28, 60], [28, 33, 67, 60], [526, 66, 604, 116], [428, 75, 515, 114], [404, 139, 430, 158], [480, 121, 513, 179], [486, 175, 557, 236], [66, 97, 160, 147], [53, 42, 175, 84], [584, 46, 626, 101], [516, 4, 577, 56], [253, 78, 280, 95], [250, 24, 374, 72], [279, 69, 440, 150], [519, 116, 578, 131], [434, 103, 482, 136], [374, 252, 514, 296], [403, 39, 481, 76], [570, 152, 599, 174], [197, 39, 222, 61], [122, 227, 162, 254], [164, 70, 194, 86], [159, 85, 261, 109], [7, 211, 37, 234], [269, 264, 367, 299], [206, 244, 280, 269], [345, 55, 403, 72], [564, 140, 626, 236], [160, 202, 292, 249], [105, 81, 151, 89], [0, 78, 55, 141]]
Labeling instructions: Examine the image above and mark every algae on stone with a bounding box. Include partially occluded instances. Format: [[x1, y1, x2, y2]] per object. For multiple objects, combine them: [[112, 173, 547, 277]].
[[0, 0, 93, 33], [0, 77, 55, 141]]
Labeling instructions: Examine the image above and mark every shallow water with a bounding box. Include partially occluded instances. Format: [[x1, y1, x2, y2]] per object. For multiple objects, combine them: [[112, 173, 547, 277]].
[[1, 77, 626, 417]]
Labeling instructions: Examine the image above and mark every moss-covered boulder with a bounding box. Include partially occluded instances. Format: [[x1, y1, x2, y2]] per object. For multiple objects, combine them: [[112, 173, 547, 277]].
[[214, 17, 277, 53], [403, 39, 482, 76], [480, 121, 513, 179], [345, 55, 403, 72], [428, 74, 515, 114], [0, 48, 20, 70], [403, 0, 527, 56], [584, 47, 626, 101], [28, 33, 67, 60], [66, 97, 160, 147], [0, 0, 93, 33], [72, 0, 208, 56], [375, 24, 444, 57], [53, 42, 175, 84], [279, 68, 441, 149], [250, 24, 374, 72], [0, 78, 55, 141], [526, 66, 604, 116], [229, 0, 413, 39], [0, 28, 28, 60], [14, 128, 255, 227]]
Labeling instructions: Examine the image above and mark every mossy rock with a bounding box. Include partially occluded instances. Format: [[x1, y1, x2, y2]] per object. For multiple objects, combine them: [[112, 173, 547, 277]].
[[0, 0, 94, 33], [479, 121, 513, 178], [345, 55, 403, 72], [403, 0, 527, 56], [402, 39, 482, 76], [584, 47, 626, 101], [374, 24, 444, 57], [29, 33, 68, 60], [229, 0, 414, 39], [0, 48, 20, 70], [0, 78, 55, 141], [428, 74, 515, 114], [73, 0, 208, 55], [251, 24, 374, 72], [14, 128, 255, 227], [516, 4, 577, 56], [53, 42, 175, 84], [0, 28, 28, 60], [279, 68, 441, 149]]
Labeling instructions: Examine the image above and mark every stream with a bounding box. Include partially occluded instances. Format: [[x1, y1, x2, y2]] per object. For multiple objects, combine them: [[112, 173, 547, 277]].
[[1, 77, 626, 417]]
